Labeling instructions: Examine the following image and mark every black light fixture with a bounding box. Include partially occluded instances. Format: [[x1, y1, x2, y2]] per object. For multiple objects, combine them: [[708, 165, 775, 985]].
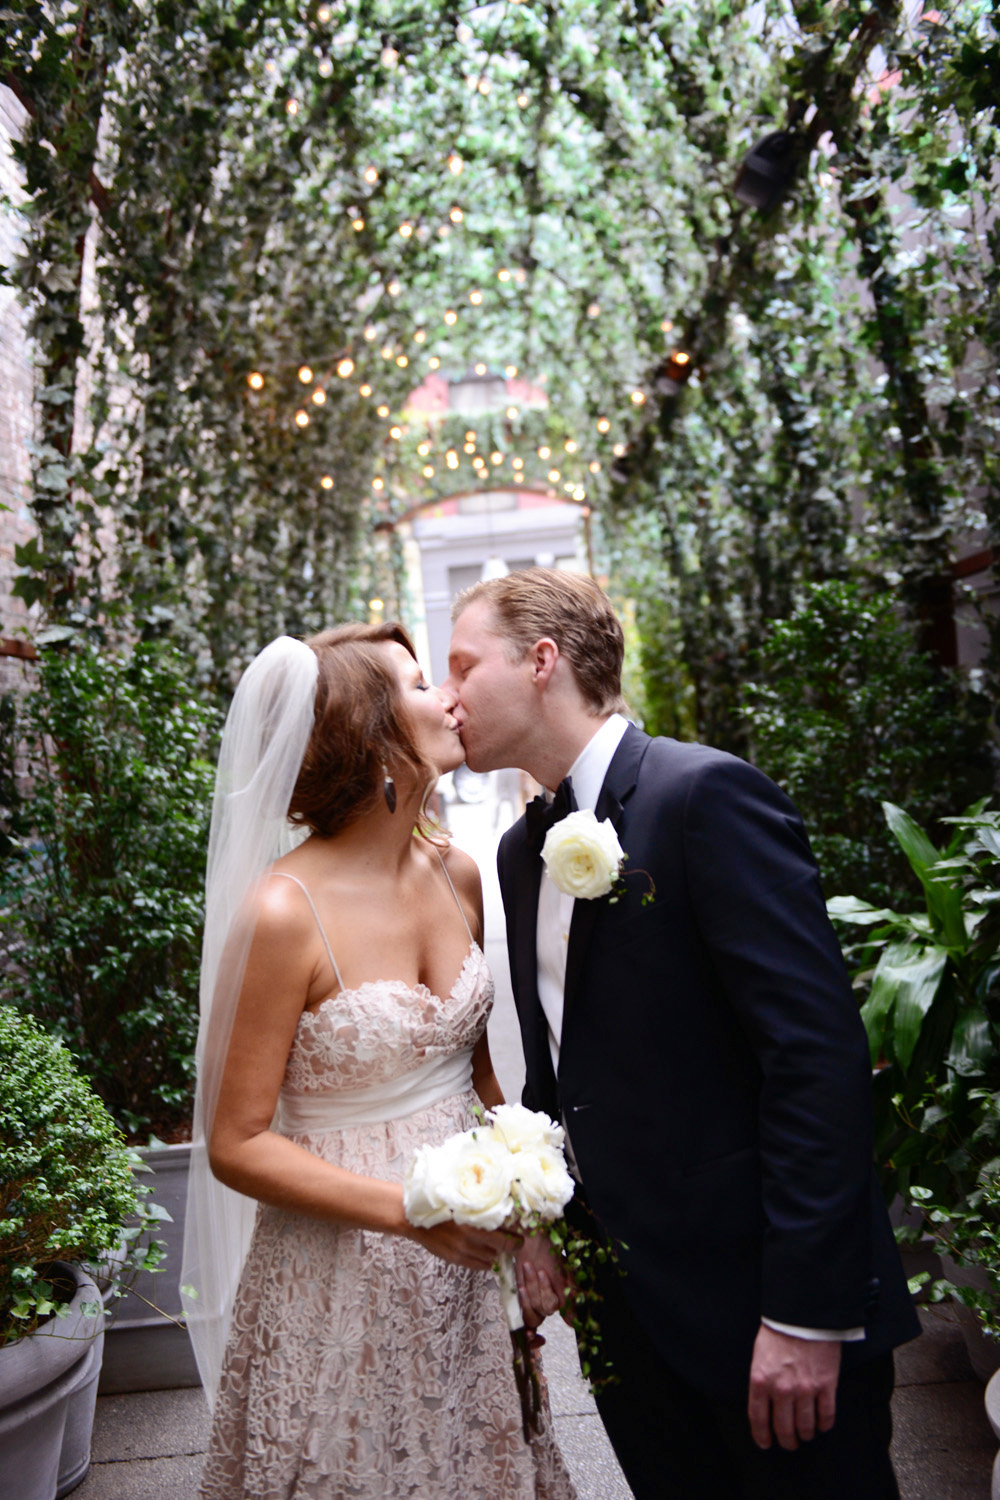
[[655, 350, 694, 396], [732, 131, 798, 211]]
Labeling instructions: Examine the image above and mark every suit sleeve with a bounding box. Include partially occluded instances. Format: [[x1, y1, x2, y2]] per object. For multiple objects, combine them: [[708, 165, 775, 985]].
[[681, 754, 875, 1332]]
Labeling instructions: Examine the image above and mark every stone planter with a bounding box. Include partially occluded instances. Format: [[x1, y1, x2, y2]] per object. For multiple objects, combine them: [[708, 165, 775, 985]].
[[0, 1261, 104, 1499], [985, 1367, 1000, 1499], [99, 1141, 200, 1393], [940, 1253, 1000, 1383]]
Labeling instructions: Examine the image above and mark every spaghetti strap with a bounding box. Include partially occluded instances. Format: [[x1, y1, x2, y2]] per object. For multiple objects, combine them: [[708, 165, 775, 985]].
[[270, 871, 346, 992], [434, 847, 475, 946]]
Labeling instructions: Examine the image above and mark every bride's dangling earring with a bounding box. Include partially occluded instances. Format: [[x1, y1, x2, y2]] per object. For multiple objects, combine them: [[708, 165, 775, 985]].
[[383, 764, 397, 814]]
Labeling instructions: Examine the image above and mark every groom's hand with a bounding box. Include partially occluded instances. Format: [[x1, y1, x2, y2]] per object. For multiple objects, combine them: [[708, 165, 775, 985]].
[[747, 1325, 841, 1451]]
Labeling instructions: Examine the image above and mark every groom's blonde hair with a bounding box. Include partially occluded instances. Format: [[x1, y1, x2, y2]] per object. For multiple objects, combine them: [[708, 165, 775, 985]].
[[452, 567, 626, 716]]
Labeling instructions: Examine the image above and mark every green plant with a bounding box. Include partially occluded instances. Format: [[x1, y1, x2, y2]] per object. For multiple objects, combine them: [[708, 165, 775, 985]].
[[0, 1006, 161, 1344], [0, 641, 218, 1138], [743, 582, 995, 909], [829, 802, 1000, 1206]]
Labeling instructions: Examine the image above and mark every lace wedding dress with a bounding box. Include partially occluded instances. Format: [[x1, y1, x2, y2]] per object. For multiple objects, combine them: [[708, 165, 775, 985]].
[[200, 875, 577, 1500]]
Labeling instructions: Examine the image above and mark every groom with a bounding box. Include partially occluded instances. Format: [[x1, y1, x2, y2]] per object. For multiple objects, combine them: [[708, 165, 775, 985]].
[[444, 568, 919, 1500]]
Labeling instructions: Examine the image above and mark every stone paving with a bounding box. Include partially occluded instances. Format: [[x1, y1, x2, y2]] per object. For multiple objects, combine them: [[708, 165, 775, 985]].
[[75, 793, 997, 1499]]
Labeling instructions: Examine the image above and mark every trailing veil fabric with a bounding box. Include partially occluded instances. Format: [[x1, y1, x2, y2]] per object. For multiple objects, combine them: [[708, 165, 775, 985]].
[[181, 636, 319, 1408]]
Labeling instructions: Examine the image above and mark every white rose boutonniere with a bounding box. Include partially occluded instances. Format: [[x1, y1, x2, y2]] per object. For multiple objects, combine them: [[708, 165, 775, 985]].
[[540, 808, 625, 900]]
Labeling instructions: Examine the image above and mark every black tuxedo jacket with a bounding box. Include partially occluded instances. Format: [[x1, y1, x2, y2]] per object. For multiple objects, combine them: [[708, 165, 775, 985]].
[[497, 726, 919, 1401]]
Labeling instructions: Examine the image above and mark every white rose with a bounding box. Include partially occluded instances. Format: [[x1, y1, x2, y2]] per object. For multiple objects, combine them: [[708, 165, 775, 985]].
[[541, 808, 624, 900], [510, 1144, 576, 1221], [487, 1103, 565, 1155], [404, 1130, 516, 1232]]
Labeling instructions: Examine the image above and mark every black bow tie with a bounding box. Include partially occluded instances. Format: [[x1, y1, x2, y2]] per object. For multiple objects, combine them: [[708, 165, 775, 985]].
[[525, 776, 577, 851]]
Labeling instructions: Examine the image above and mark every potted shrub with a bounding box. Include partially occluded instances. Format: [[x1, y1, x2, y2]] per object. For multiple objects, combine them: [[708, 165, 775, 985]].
[[0, 1006, 160, 1498], [830, 802, 1000, 1363], [0, 640, 218, 1391]]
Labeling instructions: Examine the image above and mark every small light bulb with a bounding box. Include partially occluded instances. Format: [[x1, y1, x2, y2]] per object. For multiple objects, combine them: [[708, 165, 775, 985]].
[[513, 268, 526, 283], [428, 356, 441, 370], [364, 165, 379, 184], [466, 431, 476, 442], [418, 441, 432, 456], [630, 389, 646, 405], [372, 477, 385, 491], [587, 301, 600, 318], [381, 45, 399, 69], [661, 319, 673, 333], [377, 403, 390, 417], [423, 464, 435, 477], [448, 152, 464, 175], [498, 268, 510, 282], [478, 78, 491, 95], [474, 362, 486, 375], [613, 442, 626, 456], [463, 442, 475, 454], [449, 206, 464, 224], [286, 99, 299, 115], [317, 4, 331, 21], [674, 350, 691, 365], [351, 217, 365, 231], [390, 425, 402, 439], [505, 365, 517, 378], [438, 223, 451, 238], [387, 279, 401, 296], [359, 383, 372, 397], [320, 475, 334, 489], [398, 222, 413, 238], [298, 366, 313, 384], [589, 461, 600, 474], [538, 446, 551, 460], [456, 22, 472, 42], [446, 450, 459, 468], [444, 310, 457, 326], [295, 410, 310, 427], [469, 289, 483, 305], [247, 371, 264, 390], [413, 329, 426, 344], [395, 354, 408, 368], [565, 439, 577, 453], [369, 597, 384, 611], [337, 357, 354, 379], [318, 58, 333, 77], [381, 345, 393, 360], [517, 93, 529, 108], [491, 452, 503, 465], [547, 468, 560, 483], [265, 60, 277, 74], [596, 417, 610, 433], [506, 406, 518, 419], [312, 388, 326, 405], [363, 324, 377, 341], [512, 456, 523, 470]]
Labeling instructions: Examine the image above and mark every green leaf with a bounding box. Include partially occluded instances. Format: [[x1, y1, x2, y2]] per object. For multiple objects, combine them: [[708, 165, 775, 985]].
[[887, 946, 949, 1070]]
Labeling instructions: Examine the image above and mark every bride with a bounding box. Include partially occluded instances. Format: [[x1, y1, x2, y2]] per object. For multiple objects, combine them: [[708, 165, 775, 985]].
[[181, 622, 576, 1499]]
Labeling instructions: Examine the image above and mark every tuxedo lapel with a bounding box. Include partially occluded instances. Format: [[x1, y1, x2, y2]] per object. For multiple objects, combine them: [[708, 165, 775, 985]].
[[563, 724, 648, 1017]]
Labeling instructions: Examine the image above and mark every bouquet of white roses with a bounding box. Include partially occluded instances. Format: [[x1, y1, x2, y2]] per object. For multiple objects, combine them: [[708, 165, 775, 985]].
[[404, 1103, 575, 1438]]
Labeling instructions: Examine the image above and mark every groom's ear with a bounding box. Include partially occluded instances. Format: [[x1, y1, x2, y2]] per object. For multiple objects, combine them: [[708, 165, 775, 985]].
[[528, 637, 559, 687]]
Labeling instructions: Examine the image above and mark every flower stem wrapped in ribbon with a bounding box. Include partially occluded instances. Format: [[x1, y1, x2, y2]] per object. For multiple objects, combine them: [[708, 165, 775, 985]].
[[404, 1104, 575, 1440]]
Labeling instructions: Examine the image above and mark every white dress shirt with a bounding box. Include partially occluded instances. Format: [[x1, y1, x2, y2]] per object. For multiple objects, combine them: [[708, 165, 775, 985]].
[[532, 712, 863, 1345]]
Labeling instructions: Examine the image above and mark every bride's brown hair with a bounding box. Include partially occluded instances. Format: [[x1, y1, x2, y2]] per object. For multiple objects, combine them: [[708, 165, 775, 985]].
[[288, 621, 436, 838]]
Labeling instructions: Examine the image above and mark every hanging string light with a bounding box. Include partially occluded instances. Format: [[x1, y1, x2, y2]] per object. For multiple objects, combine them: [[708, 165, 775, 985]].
[[286, 99, 299, 116], [337, 357, 355, 378], [381, 345, 394, 360], [498, 268, 510, 282], [505, 406, 518, 419], [465, 430, 476, 442], [359, 383, 372, 398], [413, 329, 426, 343], [589, 461, 601, 474], [587, 301, 600, 318], [298, 365, 313, 384], [565, 440, 578, 453], [318, 58, 333, 77], [247, 372, 264, 390], [444, 310, 458, 326], [538, 445, 551, 459], [512, 456, 524, 470], [423, 464, 435, 477], [428, 356, 441, 370], [446, 450, 459, 469], [372, 477, 385, 491], [613, 442, 626, 456], [448, 152, 464, 176], [380, 43, 399, 69], [377, 403, 390, 417], [596, 416, 610, 433], [396, 354, 409, 368], [317, 4, 332, 21], [463, 441, 476, 454], [351, 216, 365, 231], [363, 324, 377, 341], [547, 468, 560, 482], [505, 365, 517, 378], [295, 410, 310, 427], [363, 166, 379, 185], [320, 475, 334, 489], [449, 206, 464, 224], [398, 222, 413, 239], [418, 440, 432, 456], [438, 224, 451, 238], [389, 425, 403, 439], [630, 390, 646, 405], [312, 388, 326, 405], [474, 362, 487, 375], [387, 279, 401, 297]]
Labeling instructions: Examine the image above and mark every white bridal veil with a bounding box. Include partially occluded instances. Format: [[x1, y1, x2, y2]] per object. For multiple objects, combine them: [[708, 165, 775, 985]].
[[181, 636, 319, 1407]]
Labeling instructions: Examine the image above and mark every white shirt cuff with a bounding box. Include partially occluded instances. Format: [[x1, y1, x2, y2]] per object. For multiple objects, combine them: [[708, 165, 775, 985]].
[[762, 1317, 866, 1343]]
